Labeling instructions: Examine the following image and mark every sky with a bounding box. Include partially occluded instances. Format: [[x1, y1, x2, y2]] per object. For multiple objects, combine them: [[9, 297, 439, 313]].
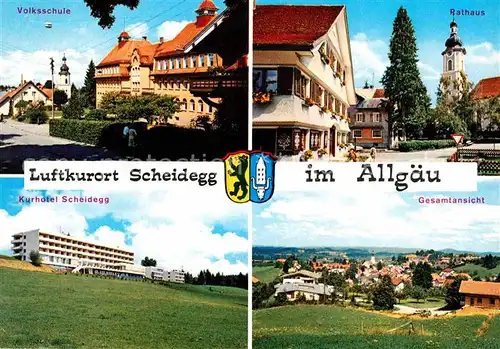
[[0, 177, 248, 275], [253, 177, 500, 253], [0, 0, 225, 87]]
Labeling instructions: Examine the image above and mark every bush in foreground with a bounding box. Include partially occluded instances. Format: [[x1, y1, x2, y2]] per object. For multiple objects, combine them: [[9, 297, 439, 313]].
[[398, 140, 455, 152], [49, 118, 114, 145], [29, 250, 42, 266]]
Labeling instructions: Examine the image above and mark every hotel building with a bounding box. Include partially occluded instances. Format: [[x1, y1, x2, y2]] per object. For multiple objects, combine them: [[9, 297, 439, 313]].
[[95, 0, 222, 127], [252, 5, 356, 160]]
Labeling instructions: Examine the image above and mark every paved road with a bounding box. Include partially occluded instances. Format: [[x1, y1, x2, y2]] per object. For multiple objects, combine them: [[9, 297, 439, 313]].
[[370, 143, 500, 162], [0, 119, 118, 174]]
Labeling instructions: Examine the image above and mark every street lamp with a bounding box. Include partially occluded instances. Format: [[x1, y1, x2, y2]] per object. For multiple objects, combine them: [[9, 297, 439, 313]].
[[50, 58, 55, 120]]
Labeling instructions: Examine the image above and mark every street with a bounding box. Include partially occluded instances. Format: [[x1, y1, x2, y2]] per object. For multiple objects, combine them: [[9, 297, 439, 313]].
[[370, 143, 499, 162], [0, 120, 118, 174]]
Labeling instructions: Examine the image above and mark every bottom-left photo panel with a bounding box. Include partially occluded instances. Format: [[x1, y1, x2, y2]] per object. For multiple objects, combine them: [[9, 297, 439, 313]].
[[0, 176, 249, 349]]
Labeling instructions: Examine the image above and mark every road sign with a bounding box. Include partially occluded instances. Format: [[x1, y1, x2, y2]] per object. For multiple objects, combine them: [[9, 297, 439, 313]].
[[451, 134, 464, 145]]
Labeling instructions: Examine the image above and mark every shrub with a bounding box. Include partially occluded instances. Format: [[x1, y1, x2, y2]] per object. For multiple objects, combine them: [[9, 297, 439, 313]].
[[398, 140, 455, 152], [49, 118, 115, 145], [29, 250, 42, 266], [62, 95, 85, 119], [25, 105, 48, 124], [86, 108, 107, 120]]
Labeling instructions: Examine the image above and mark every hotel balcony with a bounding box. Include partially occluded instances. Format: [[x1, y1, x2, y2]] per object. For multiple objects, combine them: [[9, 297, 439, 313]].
[[189, 75, 247, 98]]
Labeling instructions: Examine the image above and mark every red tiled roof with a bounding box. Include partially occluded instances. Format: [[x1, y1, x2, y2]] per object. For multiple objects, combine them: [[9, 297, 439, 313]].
[[0, 81, 50, 105], [254, 5, 344, 46], [392, 278, 403, 286], [198, 0, 218, 10], [97, 39, 153, 67], [471, 76, 500, 100], [154, 20, 214, 57], [252, 276, 259, 283], [459, 280, 500, 297], [373, 88, 385, 98]]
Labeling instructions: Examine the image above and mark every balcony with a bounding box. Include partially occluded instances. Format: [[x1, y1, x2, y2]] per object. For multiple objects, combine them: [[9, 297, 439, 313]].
[[189, 75, 247, 97]]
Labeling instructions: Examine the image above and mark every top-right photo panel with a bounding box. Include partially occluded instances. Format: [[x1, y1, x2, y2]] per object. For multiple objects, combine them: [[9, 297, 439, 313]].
[[252, 0, 500, 173]]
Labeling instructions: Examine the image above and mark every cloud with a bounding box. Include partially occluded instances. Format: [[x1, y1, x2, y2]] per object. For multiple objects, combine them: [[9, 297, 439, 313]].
[[0, 48, 98, 87], [125, 22, 149, 39], [466, 42, 500, 66], [157, 21, 191, 41], [0, 186, 249, 275], [253, 188, 500, 252], [417, 61, 441, 80], [350, 33, 388, 86]]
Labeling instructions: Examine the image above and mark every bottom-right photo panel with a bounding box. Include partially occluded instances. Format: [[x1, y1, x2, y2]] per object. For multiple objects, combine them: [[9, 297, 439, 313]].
[[252, 179, 500, 349]]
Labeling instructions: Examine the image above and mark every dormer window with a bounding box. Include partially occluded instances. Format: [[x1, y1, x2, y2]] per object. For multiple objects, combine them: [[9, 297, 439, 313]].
[[447, 59, 453, 71]]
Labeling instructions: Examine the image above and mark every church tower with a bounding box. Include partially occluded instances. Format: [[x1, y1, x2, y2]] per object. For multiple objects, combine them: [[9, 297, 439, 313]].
[[440, 19, 467, 97], [58, 54, 71, 100]]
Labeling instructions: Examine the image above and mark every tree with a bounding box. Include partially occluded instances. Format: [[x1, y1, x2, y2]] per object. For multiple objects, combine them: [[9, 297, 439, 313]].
[[412, 285, 427, 303], [140, 257, 157, 267], [372, 275, 396, 310], [376, 261, 383, 271], [44, 80, 53, 89], [381, 6, 430, 139], [14, 100, 29, 116], [71, 83, 78, 97], [62, 94, 85, 119], [53, 89, 68, 108], [282, 261, 289, 274], [81, 60, 96, 108], [345, 263, 357, 280], [445, 278, 465, 309], [29, 250, 42, 266], [413, 262, 433, 289], [84, 0, 140, 28]]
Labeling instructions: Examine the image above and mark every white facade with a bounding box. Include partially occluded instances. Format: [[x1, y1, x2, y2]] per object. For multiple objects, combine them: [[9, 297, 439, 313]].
[[0, 82, 50, 116], [57, 55, 72, 100], [11, 229, 134, 269], [440, 21, 467, 98], [164, 269, 186, 283], [145, 266, 165, 280]]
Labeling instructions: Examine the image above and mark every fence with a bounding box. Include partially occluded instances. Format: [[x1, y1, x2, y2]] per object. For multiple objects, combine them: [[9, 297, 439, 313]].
[[447, 149, 500, 175]]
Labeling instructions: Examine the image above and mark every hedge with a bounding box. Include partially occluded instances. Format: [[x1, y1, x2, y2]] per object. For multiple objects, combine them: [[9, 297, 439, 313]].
[[398, 140, 455, 152], [49, 119, 116, 145]]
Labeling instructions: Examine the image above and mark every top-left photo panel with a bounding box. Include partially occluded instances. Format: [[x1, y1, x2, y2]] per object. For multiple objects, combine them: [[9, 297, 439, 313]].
[[0, 0, 249, 174]]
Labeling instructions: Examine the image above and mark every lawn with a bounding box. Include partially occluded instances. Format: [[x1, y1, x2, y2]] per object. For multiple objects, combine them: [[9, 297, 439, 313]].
[[0, 268, 247, 349], [455, 263, 500, 279], [253, 266, 281, 284], [399, 298, 446, 309], [253, 305, 500, 349]]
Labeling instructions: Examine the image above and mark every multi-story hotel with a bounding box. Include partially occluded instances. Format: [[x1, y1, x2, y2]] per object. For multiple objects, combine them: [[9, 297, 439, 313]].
[[252, 5, 356, 160], [95, 0, 222, 127], [11, 229, 185, 283]]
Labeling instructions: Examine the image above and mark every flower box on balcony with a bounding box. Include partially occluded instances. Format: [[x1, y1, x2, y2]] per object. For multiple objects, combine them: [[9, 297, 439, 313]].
[[253, 92, 271, 104], [303, 98, 315, 107], [317, 148, 327, 158], [320, 106, 331, 114], [304, 150, 314, 160]]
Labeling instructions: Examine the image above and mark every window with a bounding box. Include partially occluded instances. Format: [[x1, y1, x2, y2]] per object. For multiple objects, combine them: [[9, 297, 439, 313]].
[[176, 57, 181, 69], [310, 130, 321, 149], [294, 71, 309, 99], [352, 129, 362, 138], [181, 99, 187, 111], [490, 298, 495, 305], [208, 53, 214, 66], [310, 81, 322, 105], [253, 69, 278, 94], [477, 297, 482, 304], [208, 105, 213, 113], [373, 112, 382, 122], [163, 60, 167, 70], [169, 59, 173, 69], [184, 57, 189, 68], [447, 59, 453, 71], [198, 100, 204, 112], [190, 99, 195, 111], [183, 80, 188, 90], [176, 80, 181, 89], [200, 55, 205, 67], [372, 129, 382, 138], [192, 55, 197, 67], [356, 113, 364, 122], [156, 61, 161, 70], [170, 80, 174, 89]]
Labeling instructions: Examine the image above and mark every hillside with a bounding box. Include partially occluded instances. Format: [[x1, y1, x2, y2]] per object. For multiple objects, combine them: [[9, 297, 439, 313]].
[[455, 263, 500, 279], [253, 306, 500, 349], [0, 267, 247, 349], [253, 266, 281, 284], [0, 255, 57, 273]]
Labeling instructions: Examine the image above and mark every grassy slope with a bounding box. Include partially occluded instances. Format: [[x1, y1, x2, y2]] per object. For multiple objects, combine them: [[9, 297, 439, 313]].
[[0, 268, 247, 349], [253, 306, 500, 349], [455, 263, 500, 279], [253, 266, 281, 284]]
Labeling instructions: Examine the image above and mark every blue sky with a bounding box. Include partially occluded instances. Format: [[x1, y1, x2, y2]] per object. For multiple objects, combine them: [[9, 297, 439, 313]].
[[253, 178, 500, 252], [0, 177, 248, 274], [258, 0, 499, 103], [0, 0, 225, 86]]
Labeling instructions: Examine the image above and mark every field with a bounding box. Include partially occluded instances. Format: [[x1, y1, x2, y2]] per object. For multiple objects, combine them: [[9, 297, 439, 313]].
[[253, 305, 500, 349], [455, 263, 500, 279], [253, 266, 281, 284], [0, 267, 247, 349]]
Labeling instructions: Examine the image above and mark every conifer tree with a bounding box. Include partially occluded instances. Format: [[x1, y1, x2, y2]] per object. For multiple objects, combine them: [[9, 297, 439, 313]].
[[381, 7, 430, 139], [81, 60, 96, 108]]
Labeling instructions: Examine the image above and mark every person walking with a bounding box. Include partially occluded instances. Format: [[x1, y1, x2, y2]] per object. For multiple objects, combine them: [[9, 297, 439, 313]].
[[370, 146, 377, 161], [128, 127, 137, 157]]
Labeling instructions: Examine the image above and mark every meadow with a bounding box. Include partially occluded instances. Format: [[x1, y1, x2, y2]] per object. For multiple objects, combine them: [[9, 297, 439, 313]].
[[253, 266, 281, 284], [455, 263, 500, 279], [253, 305, 500, 349], [0, 267, 248, 349]]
